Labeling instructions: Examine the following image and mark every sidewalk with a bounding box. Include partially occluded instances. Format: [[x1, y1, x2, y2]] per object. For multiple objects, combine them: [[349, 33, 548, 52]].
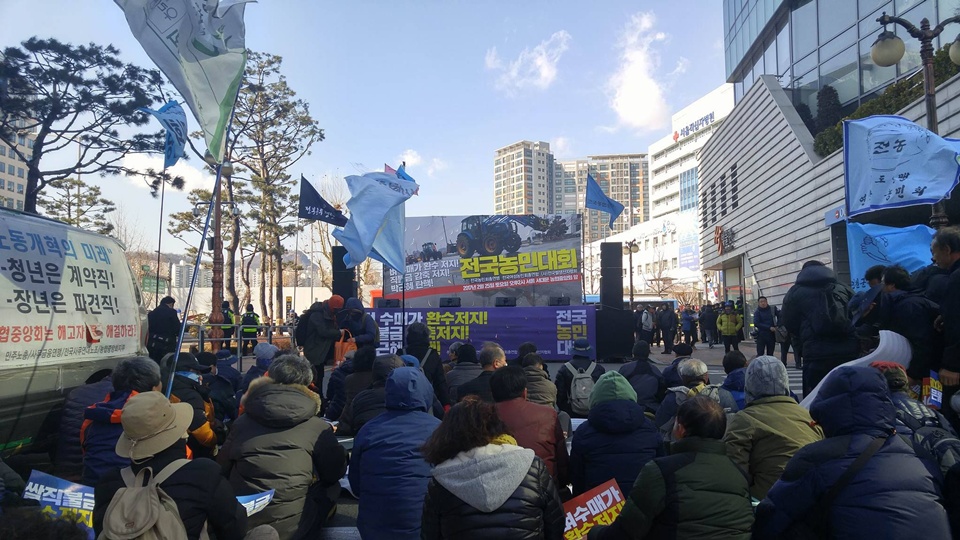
[[648, 341, 797, 368]]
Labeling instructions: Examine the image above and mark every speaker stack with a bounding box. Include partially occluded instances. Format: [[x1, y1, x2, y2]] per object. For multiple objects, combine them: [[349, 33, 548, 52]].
[[596, 242, 633, 360], [331, 245, 358, 300], [599, 242, 623, 311]]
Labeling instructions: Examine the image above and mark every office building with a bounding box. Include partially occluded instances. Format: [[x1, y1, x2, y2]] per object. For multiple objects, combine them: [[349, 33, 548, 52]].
[[725, 0, 960, 114], [493, 140, 554, 215], [0, 118, 33, 211]]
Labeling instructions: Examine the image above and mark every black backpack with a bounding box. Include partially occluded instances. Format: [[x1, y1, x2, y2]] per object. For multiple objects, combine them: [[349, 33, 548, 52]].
[[295, 311, 312, 344], [899, 409, 960, 477], [809, 284, 852, 337]]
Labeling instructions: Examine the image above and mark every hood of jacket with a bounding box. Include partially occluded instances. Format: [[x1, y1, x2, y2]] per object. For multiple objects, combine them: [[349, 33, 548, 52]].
[[345, 297, 365, 313], [243, 377, 321, 428], [523, 365, 550, 382], [587, 399, 647, 434], [432, 443, 535, 512], [795, 264, 839, 287], [589, 371, 637, 408], [385, 367, 434, 412], [721, 367, 746, 393], [810, 366, 895, 438], [83, 390, 136, 425], [744, 356, 790, 404]]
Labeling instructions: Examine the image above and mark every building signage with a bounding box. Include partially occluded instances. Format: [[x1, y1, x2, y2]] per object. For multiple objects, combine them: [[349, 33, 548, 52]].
[[714, 225, 735, 255], [673, 112, 716, 142]]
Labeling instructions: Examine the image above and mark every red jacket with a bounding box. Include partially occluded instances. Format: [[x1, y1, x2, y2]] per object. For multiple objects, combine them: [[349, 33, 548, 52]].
[[495, 398, 569, 486]]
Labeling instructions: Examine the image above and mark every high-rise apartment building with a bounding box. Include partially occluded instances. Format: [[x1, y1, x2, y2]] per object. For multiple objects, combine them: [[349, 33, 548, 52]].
[[0, 118, 34, 211], [493, 141, 554, 215], [171, 260, 213, 289]]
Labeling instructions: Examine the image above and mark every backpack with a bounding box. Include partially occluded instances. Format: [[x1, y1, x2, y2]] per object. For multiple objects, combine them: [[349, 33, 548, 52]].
[[809, 284, 852, 337], [660, 384, 738, 442], [564, 362, 597, 416], [99, 459, 190, 540], [898, 408, 960, 476], [295, 311, 312, 345]]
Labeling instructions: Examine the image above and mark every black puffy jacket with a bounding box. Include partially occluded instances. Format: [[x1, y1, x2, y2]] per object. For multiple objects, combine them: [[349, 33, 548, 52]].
[[57, 377, 112, 481], [422, 446, 564, 540], [337, 386, 386, 436], [782, 264, 859, 368]]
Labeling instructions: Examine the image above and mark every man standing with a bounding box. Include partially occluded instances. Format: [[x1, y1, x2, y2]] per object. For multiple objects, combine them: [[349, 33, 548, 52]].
[[656, 304, 679, 354], [700, 304, 717, 349], [301, 295, 345, 388], [782, 261, 858, 395], [239, 304, 261, 356], [589, 397, 754, 539], [753, 297, 778, 357], [220, 301, 235, 353], [933, 228, 960, 406], [555, 339, 606, 418], [717, 302, 743, 353], [147, 296, 181, 362], [638, 305, 655, 344], [456, 344, 507, 402]]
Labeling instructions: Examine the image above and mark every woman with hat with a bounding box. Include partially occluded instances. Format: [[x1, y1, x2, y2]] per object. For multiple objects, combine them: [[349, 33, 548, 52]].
[[93, 392, 250, 540], [169, 353, 224, 460]]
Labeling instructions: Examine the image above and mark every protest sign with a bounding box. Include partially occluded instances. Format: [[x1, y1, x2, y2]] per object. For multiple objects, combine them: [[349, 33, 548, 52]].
[[923, 371, 944, 410], [237, 489, 275, 516], [22, 470, 95, 539], [562, 478, 625, 540]]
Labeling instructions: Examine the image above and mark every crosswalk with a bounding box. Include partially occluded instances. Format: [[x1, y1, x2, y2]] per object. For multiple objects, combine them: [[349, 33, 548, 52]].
[[707, 366, 805, 399]]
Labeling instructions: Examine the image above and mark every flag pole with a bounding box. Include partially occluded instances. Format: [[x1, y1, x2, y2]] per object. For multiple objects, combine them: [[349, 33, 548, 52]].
[[294, 215, 300, 313]]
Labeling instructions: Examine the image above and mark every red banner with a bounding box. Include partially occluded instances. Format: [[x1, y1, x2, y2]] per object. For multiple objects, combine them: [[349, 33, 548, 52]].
[[562, 479, 625, 539]]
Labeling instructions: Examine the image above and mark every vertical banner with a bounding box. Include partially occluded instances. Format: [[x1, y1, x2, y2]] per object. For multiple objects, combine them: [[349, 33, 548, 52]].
[[845, 222, 935, 291], [372, 306, 596, 360], [562, 478, 625, 539]]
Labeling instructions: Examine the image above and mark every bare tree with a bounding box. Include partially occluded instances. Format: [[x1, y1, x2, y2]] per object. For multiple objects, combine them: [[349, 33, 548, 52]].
[[641, 246, 676, 299]]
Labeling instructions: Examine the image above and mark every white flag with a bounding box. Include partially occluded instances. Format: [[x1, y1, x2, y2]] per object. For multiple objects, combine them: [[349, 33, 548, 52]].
[[114, 0, 253, 163]]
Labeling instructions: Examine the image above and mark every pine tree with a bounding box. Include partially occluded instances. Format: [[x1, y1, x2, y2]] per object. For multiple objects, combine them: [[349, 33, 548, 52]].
[[815, 84, 842, 134], [38, 177, 116, 234]]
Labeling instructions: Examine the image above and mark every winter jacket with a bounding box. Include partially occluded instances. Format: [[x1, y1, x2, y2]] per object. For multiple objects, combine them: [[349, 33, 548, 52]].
[[57, 377, 112, 481], [754, 366, 951, 539], [170, 375, 219, 460], [94, 441, 248, 540], [402, 344, 452, 406], [323, 357, 354, 421], [782, 264, 859, 369], [655, 383, 740, 436], [457, 371, 495, 402], [680, 310, 697, 333], [723, 396, 823, 499], [753, 306, 778, 334], [147, 303, 181, 346], [913, 263, 951, 304], [700, 307, 718, 331], [219, 378, 346, 538], [588, 437, 753, 540], [716, 312, 743, 336], [337, 370, 375, 426], [302, 301, 341, 368], [656, 309, 678, 334], [240, 355, 273, 395], [206, 373, 239, 423], [943, 258, 960, 373], [618, 357, 665, 414], [80, 389, 135, 486], [570, 373, 663, 495], [338, 386, 386, 436], [351, 368, 441, 539], [660, 356, 689, 389], [446, 361, 484, 402], [421, 444, 565, 540], [554, 356, 606, 418], [878, 289, 942, 379], [216, 361, 243, 393], [339, 297, 380, 348], [496, 398, 569, 485], [720, 368, 747, 410], [890, 390, 955, 438], [524, 366, 558, 407]]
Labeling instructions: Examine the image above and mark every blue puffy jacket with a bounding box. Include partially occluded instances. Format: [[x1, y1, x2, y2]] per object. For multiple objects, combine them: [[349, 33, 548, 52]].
[[755, 366, 950, 539], [57, 377, 113, 481], [721, 368, 746, 410], [339, 298, 379, 348], [349, 368, 441, 539], [570, 399, 664, 496], [324, 358, 355, 421], [81, 390, 135, 485], [681, 310, 697, 333]]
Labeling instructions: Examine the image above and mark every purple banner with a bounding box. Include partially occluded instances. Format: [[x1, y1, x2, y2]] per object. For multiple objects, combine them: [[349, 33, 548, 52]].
[[372, 306, 597, 361]]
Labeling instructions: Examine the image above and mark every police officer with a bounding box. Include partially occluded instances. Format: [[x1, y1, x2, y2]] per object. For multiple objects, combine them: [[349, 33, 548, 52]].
[[220, 301, 235, 352], [147, 296, 181, 362], [239, 304, 261, 356]]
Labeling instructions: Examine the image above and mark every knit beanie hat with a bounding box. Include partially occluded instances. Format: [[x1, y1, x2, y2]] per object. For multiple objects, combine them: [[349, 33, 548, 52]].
[[589, 371, 638, 409], [745, 355, 790, 404], [870, 361, 909, 392], [328, 295, 345, 310]]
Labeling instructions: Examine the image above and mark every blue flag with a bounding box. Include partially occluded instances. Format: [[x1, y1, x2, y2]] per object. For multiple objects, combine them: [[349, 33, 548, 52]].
[[298, 175, 347, 226], [585, 173, 624, 229], [844, 115, 960, 217], [332, 169, 419, 273], [138, 101, 187, 169], [846, 222, 935, 291]]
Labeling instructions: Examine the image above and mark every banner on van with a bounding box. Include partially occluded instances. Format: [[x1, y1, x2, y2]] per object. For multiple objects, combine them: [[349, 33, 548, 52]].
[[381, 214, 583, 308], [372, 305, 596, 361]]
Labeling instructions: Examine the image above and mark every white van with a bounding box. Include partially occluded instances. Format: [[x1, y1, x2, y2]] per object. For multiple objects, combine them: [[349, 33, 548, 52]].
[[0, 209, 146, 456]]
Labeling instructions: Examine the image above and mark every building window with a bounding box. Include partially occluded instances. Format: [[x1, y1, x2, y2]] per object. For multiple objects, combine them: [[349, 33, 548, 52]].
[[15, 200, 22, 211], [17, 168, 24, 179], [0, 146, 5, 156], [5, 199, 11, 208], [17, 184, 23, 194]]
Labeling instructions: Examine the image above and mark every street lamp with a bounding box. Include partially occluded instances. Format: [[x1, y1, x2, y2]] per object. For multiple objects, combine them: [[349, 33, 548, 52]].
[[870, 12, 960, 228], [623, 240, 639, 309]]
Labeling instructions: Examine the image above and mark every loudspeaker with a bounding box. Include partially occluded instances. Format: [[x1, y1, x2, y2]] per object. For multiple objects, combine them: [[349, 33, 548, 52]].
[[548, 296, 570, 306], [495, 297, 517, 307], [440, 297, 461, 308], [595, 309, 634, 360], [376, 298, 400, 308], [332, 245, 357, 299], [599, 242, 623, 310]]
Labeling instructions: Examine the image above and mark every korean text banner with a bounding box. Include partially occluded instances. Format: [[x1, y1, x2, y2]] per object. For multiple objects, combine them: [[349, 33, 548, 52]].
[[844, 115, 960, 217], [846, 222, 935, 291], [22, 470, 96, 539], [373, 306, 596, 361], [382, 214, 583, 308], [563, 478, 625, 539]]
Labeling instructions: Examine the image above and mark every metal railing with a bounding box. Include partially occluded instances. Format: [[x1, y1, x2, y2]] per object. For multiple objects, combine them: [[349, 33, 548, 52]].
[[179, 322, 298, 371]]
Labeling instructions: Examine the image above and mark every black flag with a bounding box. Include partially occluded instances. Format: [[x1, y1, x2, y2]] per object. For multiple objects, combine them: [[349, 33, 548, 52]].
[[298, 175, 348, 226]]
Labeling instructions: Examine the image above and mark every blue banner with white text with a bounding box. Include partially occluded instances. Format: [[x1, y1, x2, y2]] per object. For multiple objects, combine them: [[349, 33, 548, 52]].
[[846, 222, 935, 291]]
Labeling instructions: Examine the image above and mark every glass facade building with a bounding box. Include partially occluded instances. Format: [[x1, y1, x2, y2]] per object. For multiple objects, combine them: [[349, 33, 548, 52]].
[[679, 167, 699, 212], [724, 0, 960, 115]]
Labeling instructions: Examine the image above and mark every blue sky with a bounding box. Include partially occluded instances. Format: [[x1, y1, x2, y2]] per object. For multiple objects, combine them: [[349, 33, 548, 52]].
[[1, 0, 726, 253]]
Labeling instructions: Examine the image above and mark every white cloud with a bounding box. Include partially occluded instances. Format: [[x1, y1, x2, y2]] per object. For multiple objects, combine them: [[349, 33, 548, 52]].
[[397, 149, 423, 168], [121, 154, 213, 194], [485, 30, 572, 95], [551, 136, 572, 157], [607, 13, 686, 132], [427, 158, 447, 177]]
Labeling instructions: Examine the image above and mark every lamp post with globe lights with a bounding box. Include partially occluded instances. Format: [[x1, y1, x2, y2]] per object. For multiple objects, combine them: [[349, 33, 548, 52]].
[[871, 12, 960, 228], [623, 240, 639, 309]]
